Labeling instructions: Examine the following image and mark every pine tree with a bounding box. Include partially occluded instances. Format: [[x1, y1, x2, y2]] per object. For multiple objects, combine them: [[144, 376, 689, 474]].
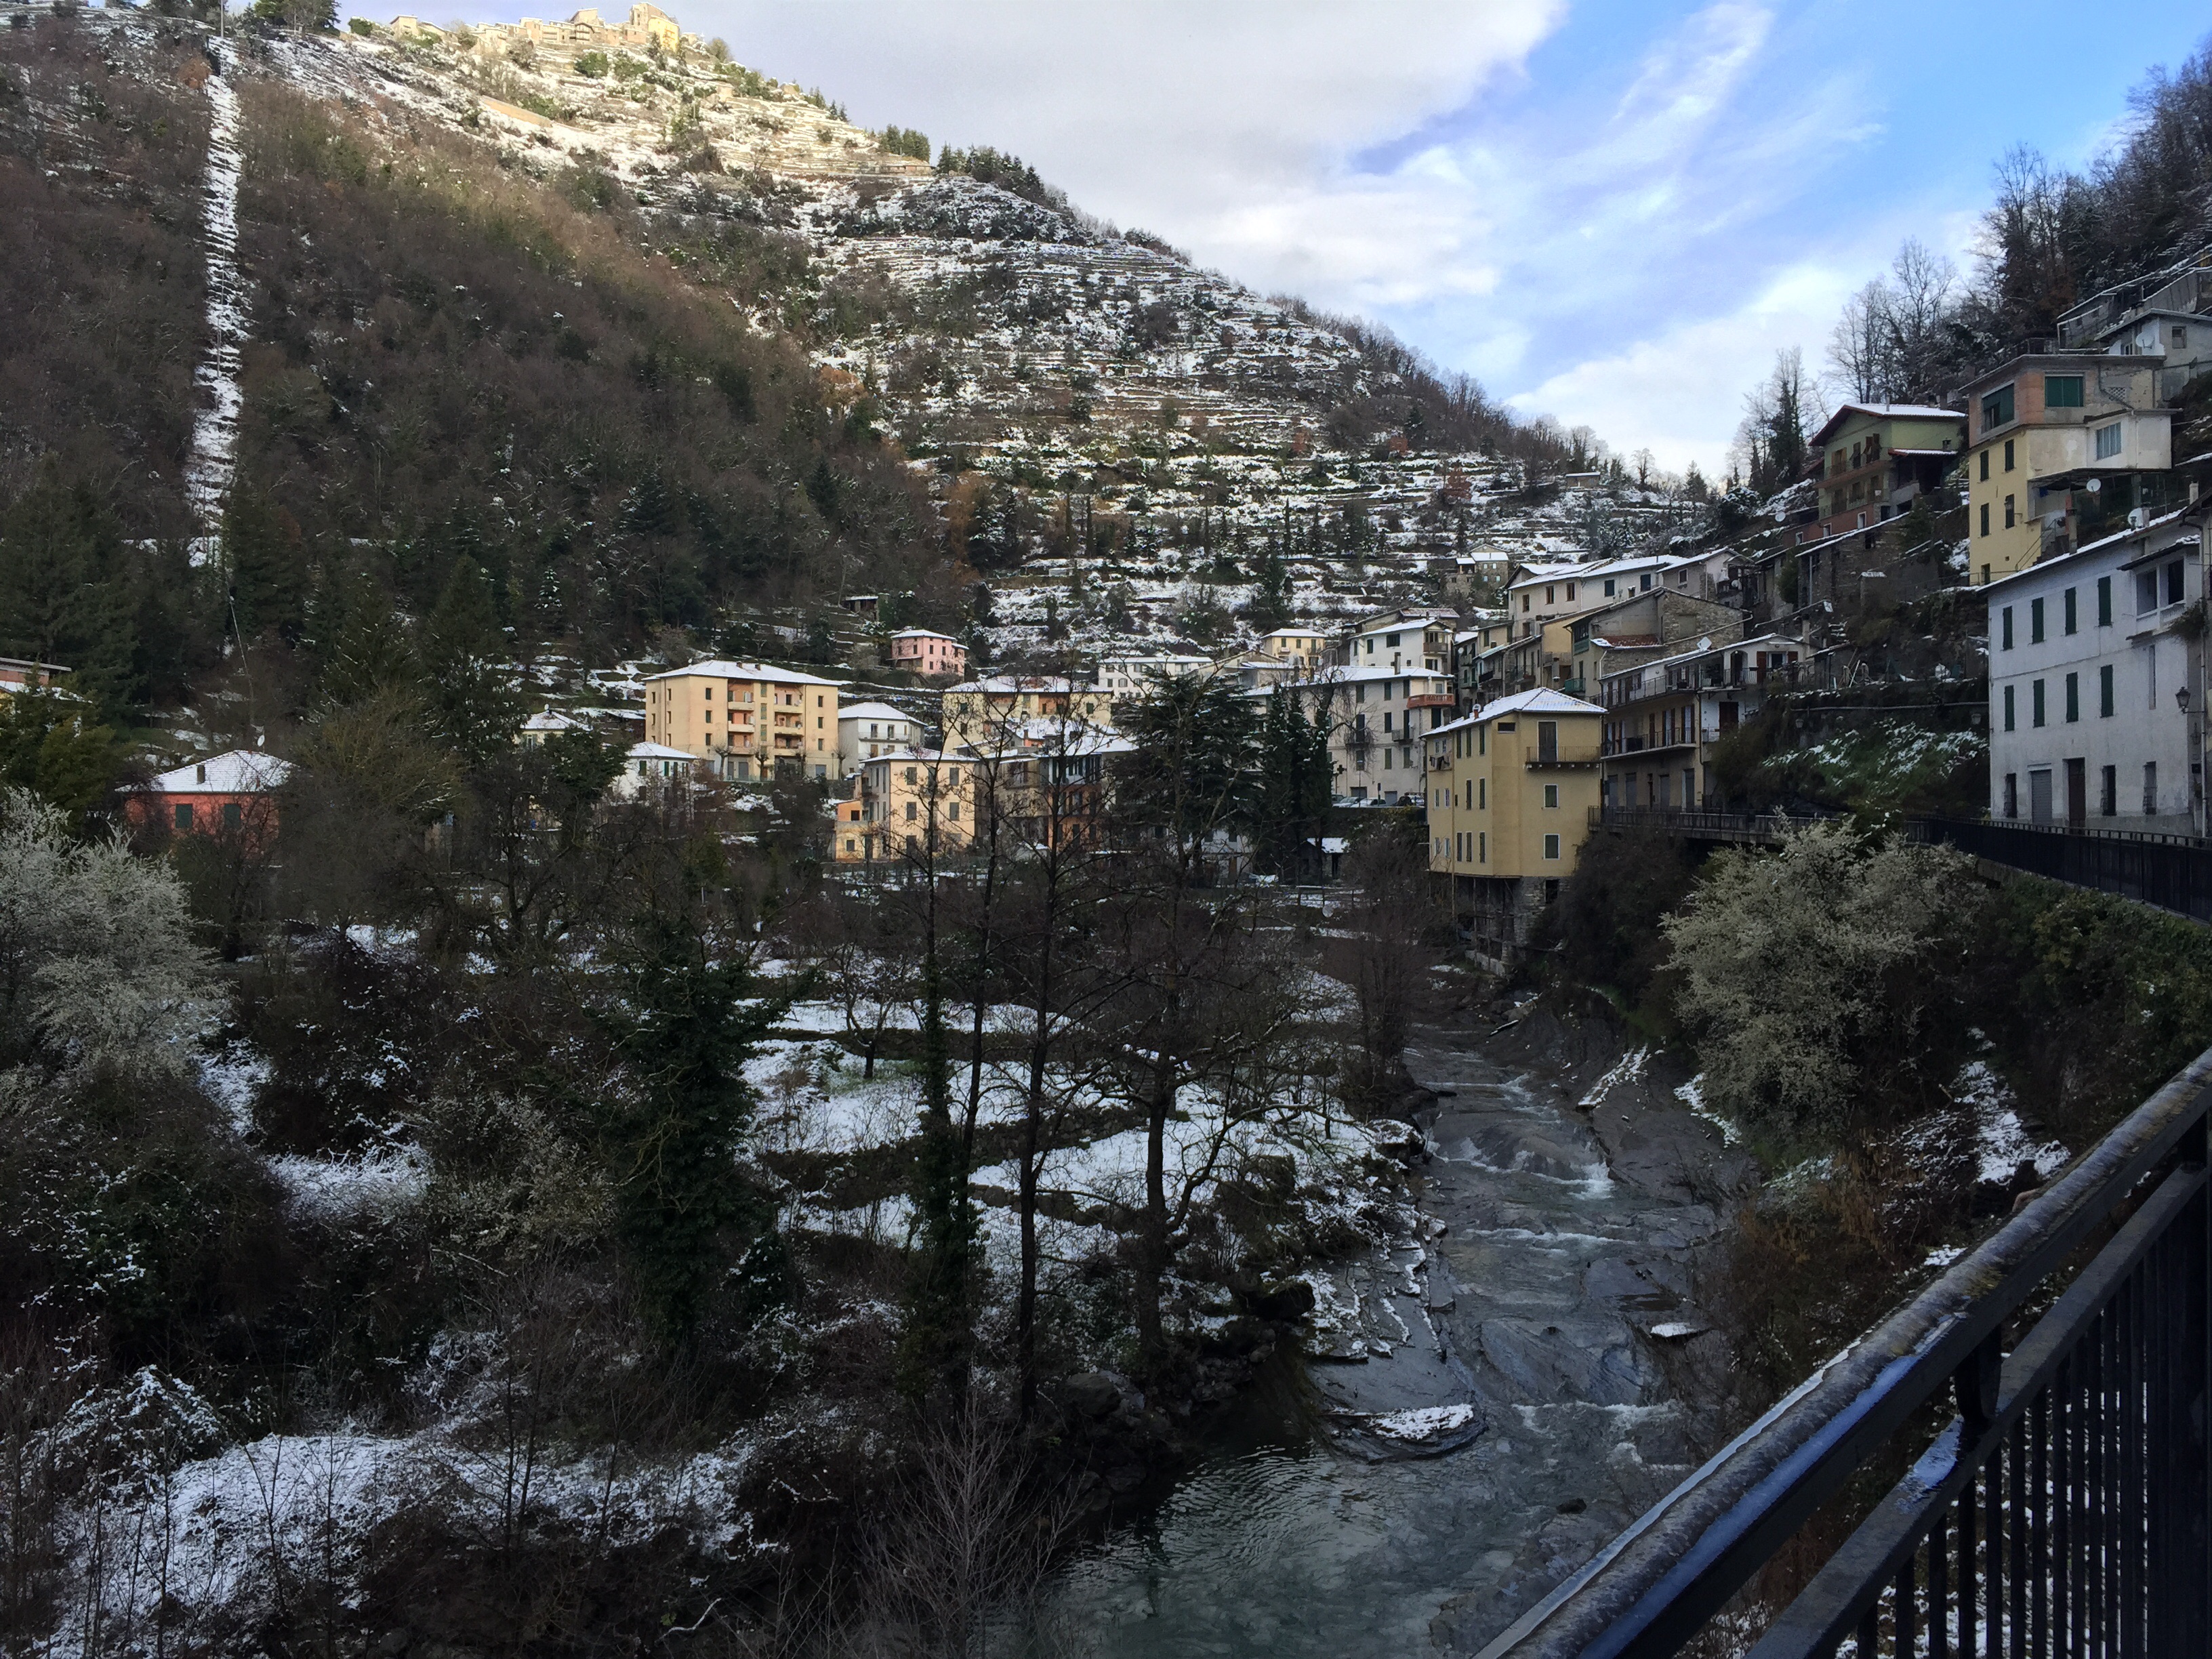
[[224, 487, 309, 644], [420, 557, 520, 762], [0, 466, 138, 714]]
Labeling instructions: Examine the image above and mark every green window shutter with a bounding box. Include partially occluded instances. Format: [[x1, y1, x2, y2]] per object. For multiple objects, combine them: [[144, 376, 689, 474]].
[[2064, 589, 2077, 634], [2004, 684, 2015, 731], [2065, 672, 2078, 722], [2045, 375, 2085, 408], [2100, 664, 2114, 718], [2032, 680, 2045, 726], [2030, 597, 2045, 642], [2003, 607, 2013, 650], [2097, 576, 2112, 626]]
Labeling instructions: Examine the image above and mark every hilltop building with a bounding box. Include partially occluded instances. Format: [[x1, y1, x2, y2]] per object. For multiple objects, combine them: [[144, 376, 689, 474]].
[[1803, 403, 1966, 543]]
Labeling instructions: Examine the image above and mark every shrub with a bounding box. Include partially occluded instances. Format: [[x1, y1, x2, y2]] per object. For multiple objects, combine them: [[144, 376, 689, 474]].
[[573, 48, 607, 77]]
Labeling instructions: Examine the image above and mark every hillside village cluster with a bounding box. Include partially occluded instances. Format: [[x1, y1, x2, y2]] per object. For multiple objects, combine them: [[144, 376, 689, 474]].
[[6, 7, 2212, 971], [15, 230, 2212, 966]]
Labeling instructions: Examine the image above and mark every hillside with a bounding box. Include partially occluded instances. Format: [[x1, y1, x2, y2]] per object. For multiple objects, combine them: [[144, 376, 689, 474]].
[[2, 3, 1704, 754]]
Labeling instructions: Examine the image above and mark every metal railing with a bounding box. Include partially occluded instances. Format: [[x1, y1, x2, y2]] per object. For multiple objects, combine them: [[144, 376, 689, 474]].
[[1919, 817, 2212, 923], [1590, 806, 1836, 840], [1477, 1050, 2212, 1659]]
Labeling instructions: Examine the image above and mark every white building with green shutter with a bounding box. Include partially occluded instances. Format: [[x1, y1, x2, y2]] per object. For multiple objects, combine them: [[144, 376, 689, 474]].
[[1985, 506, 2207, 834]]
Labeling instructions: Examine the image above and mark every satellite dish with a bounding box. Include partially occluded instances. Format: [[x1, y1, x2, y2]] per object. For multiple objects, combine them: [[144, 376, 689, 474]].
[[1698, 636, 1713, 652]]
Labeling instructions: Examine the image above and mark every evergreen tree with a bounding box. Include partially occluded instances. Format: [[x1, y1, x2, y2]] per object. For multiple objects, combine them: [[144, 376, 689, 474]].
[[419, 557, 520, 762], [899, 872, 976, 1404], [1254, 686, 1334, 878], [600, 920, 783, 1344], [224, 487, 308, 644], [0, 468, 138, 715], [1113, 674, 1257, 842]]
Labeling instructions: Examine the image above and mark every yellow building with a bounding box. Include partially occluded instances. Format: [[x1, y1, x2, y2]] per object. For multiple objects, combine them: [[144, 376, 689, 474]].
[[846, 749, 979, 862], [940, 676, 1109, 743], [1957, 354, 2173, 586], [641, 659, 842, 781], [1424, 688, 1603, 965], [1258, 628, 1329, 672]]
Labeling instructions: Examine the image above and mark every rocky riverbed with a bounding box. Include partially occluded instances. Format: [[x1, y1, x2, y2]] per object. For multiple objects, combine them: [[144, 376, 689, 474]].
[[1040, 1005, 1757, 1656]]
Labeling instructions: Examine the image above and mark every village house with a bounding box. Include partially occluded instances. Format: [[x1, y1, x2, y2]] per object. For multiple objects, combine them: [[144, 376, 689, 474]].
[[137, 750, 294, 839], [1423, 689, 1604, 966], [432, 3, 698, 64], [837, 700, 920, 773], [1954, 353, 2175, 586], [2058, 256, 2212, 402], [941, 676, 1107, 743], [607, 741, 699, 800], [847, 748, 979, 862], [1985, 503, 2209, 834], [1094, 654, 1212, 697], [0, 657, 68, 699], [1599, 633, 1804, 811], [640, 660, 842, 781], [1256, 628, 1329, 673], [1344, 609, 1458, 674], [888, 628, 966, 680], [1802, 403, 1967, 543], [1267, 664, 1455, 804], [1561, 588, 1744, 699], [517, 708, 587, 748]]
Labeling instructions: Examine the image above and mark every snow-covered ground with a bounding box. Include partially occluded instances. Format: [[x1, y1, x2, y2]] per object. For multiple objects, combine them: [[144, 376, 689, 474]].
[[182, 59, 245, 559]]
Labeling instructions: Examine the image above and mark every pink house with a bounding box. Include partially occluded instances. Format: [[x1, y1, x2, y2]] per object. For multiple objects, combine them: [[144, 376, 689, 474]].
[[889, 628, 966, 680]]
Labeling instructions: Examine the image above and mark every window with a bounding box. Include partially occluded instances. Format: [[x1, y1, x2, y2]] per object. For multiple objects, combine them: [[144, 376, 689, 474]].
[[947, 801, 960, 821], [2138, 569, 2160, 614], [2144, 762, 2159, 817], [2100, 664, 2114, 718], [905, 801, 917, 821], [1537, 721, 1558, 762], [1980, 503, 1991, 537], [2101, 765, 2117, 816], [1543, 834, 1561, 860], [1479, 832, 1486, 863], [1521, 594, 1530, 612], [2005, 773, 2018, 818], [2064, 672, 2078, 722], [2167, 560, 2185, 606], [2032, 680, 2046, 726], [2064, 588, 2077, 634], [1980, 449, 1990, 482], [904, 766, 917, 785], [2003, 684, 2015, 731], [2000, 605, 2014, 648], [1603, 579, 1616, 597], [173, 802, 193, 830], [1479, 778, 1486, 808], [2095, 422, 2123, 459], [2177, 325, 2191, 349], [1982, 384, 2015, 431], [1544, 783, 1559, 808], [2098, 575, 2112, 626], [2004, 438, 2015, 472], [2045, 374, 2085, 407], [2030, 597, 2044, 642], [222, 802, 242, 830], [2005, 495, 2017, 529]]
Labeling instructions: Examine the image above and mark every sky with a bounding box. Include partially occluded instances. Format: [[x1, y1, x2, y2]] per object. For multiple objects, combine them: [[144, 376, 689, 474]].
[[396, 1, 2210, 476]]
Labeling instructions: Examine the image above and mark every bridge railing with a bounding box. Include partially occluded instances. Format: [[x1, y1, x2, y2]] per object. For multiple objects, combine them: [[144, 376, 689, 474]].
[[1475, 1049, 2212, 1659]]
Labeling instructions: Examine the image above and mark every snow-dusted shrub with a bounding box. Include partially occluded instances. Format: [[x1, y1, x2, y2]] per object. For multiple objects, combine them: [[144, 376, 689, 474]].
[[0, 790, 213, 1082], [1663, 823, 1982, 1148]]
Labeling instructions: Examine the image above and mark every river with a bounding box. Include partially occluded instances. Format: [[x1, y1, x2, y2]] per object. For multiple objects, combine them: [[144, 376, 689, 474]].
[[1039, 1015, 1754, 1656]]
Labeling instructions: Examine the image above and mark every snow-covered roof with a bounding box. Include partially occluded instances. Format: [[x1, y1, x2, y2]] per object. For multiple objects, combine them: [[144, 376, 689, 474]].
[[838, 700, 914, 723], [890, 628, 962, 642], [1261, 626, 1324, 640], [1597, 632, 1805, 685], [627, 741, 695, 760], [946, 675, 1079, 694], [1473, 688, 1603, 722], [149, 750, 295, 794], [1810, 402, 1965, 446], [644, 659, 844, 687], [1507, 552, 1683, 587], [521, 708, 584, 733]]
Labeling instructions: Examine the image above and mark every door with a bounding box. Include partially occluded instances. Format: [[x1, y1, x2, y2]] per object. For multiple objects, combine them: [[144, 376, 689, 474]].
[[1718, 701, 1739, 733], [2030, 769, 2053, 825], [2066, 758, 2087, 830]]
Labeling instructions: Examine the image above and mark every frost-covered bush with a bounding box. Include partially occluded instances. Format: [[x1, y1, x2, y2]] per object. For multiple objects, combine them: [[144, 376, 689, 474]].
[[0, 790, 213, 1082], [1663, 823, 1982, 1148]]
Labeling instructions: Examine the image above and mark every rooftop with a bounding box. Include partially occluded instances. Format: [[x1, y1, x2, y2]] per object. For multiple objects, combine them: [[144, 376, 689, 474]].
[[148, 750, 296, 794], [644, 659, 845, 687]]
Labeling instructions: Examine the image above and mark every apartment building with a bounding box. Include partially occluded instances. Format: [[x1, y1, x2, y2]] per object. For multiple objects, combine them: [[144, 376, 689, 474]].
[[1257, 628, 1330, 673], [640, 660, 842, 780], [1345, 609, 1458, 674], [1272, 665, 1455, 802], [1561, 588, 1744, 699], [1954, 354, 2174, 586], [849, 749, 979, 861], [2058, 256, 2212, 401], [1094, 654, 1212, 697], [1598, 634, 1803, 810], [1422, 689, 1604, 965], [941, 676, 1108, 743], [1986, 506, 2207, 834]]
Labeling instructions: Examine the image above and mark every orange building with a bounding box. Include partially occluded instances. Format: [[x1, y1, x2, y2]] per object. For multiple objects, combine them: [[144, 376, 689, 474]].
[[138, 750, 293, 838]]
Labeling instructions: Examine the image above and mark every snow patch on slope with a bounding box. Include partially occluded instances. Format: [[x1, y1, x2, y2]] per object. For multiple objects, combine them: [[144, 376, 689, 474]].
[[183, 62, 246, 558]]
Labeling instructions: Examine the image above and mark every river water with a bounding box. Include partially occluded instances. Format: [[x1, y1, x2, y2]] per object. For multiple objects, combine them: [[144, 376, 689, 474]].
[[1040, 1021, 1748, 1657]]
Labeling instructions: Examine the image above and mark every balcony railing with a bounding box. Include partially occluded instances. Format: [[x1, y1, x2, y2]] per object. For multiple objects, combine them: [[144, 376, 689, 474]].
[[1478, 1046, 2212, 1658]]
